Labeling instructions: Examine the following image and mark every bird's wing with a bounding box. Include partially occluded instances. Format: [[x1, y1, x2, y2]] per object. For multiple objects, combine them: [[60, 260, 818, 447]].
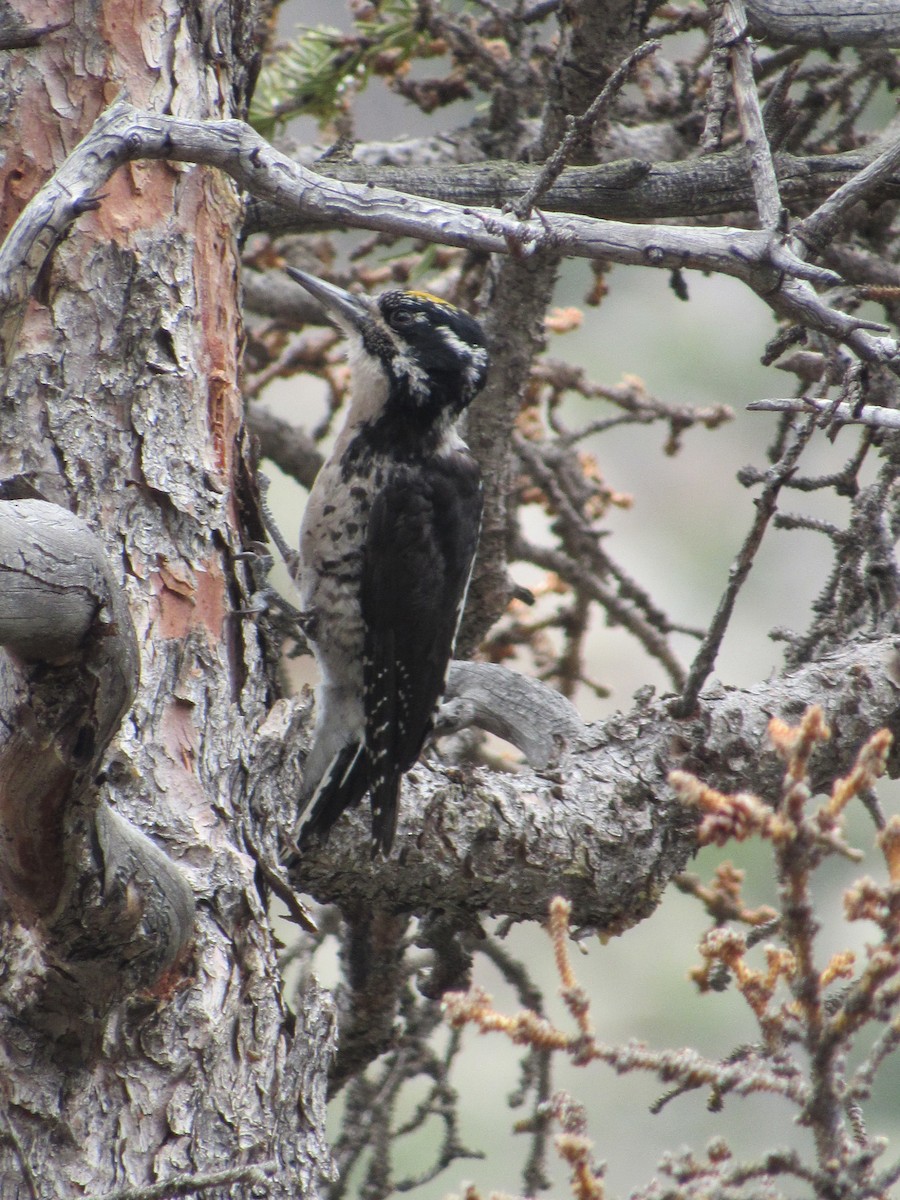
[[362, 454, 483, 854]]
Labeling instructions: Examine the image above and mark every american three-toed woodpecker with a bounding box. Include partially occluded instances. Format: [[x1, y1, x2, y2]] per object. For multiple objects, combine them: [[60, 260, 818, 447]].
[[286, 269, 489, 855]]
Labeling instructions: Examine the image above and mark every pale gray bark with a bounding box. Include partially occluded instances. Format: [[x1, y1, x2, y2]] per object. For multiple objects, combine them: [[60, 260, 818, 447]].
[[244, 145, 900, 232], [8, 101, 897, 381], [1, 0, 900, 1197], [8, 91, 899, 659], [0, 499, 124, 661], [260, 637, 900, 934], [0, 0, 334, 1195], [748, 398, 900, 430], [438, 661, 586, 769], [0, 499, 194, 1005], [746, 0, 900, 45]]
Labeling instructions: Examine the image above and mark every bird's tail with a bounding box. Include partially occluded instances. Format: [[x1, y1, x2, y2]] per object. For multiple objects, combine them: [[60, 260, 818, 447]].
[[369, 769, 403, 857], [294, 741, 370, 850]]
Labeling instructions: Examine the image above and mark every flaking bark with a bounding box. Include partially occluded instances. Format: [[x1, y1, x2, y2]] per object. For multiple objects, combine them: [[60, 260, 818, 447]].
[[0, 499, 194, 1006], [266, 638, 900, 933], [0, 0, 333, 1192], [2, 0, 900, 1195]]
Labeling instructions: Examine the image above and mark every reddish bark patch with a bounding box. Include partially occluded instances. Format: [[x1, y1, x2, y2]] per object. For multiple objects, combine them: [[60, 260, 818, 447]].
[[153, 557, 227, 644]]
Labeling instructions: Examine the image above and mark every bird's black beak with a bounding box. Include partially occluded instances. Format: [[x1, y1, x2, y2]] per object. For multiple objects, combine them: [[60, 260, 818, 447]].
[[285, 268, 376, 336]]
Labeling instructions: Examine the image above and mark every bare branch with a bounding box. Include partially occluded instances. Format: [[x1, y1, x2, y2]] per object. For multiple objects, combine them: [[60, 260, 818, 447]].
[[248, 406, 324, 491], [671, 417, 817, 718], [265, 637, 900, 932], [514, 38, 661, 217], [328, 906, 410, 1097], [746, 0, 900, 46], [798, 127, 900, 252], [723, 0, 785, 230], [244, 144, 900, 232], [8, 99, 899, 382], [436, 661, 586, 768], [748, 397, 900, 431]]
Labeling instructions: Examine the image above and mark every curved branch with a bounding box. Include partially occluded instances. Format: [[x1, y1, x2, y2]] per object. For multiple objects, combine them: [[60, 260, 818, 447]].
[[6, 99, 898, 380], [255, 637, 900, 934], [0, 500, 194, 1005], [437, 661, 586, 768], [748, 397, 900, 430]]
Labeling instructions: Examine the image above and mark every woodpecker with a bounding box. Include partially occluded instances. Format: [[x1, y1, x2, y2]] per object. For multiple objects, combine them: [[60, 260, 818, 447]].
[[286, 268, 488, 855]]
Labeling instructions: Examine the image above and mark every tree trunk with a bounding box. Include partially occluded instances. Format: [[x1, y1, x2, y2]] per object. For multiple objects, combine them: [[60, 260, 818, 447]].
[[0, 0, 333, 1194], [4, 0, 900, 1194]]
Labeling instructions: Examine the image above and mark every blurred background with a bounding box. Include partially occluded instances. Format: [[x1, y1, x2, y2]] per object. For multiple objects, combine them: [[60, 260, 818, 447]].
[[255, 4, 900, 1195]]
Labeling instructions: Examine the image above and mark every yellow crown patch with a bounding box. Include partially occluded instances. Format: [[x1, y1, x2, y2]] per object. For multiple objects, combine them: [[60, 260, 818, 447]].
[[405, 290, 458, 310]]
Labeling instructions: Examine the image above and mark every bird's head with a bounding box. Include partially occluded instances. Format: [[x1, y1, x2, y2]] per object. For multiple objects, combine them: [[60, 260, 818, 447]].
[[286, 270, 489, 432]]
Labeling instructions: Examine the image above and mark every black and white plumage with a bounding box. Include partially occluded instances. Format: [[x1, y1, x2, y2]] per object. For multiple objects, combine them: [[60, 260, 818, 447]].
[[287, 269, 488, 855]]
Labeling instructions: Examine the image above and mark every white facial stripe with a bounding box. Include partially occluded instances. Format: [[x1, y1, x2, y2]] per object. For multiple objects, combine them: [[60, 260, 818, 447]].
[[391, 343, 430, 400], [436, 324, 480, 360], [436, 325, 488, 386]]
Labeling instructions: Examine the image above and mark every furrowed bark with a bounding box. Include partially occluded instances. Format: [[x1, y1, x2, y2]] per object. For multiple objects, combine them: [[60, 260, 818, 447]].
[[746, 0, 900, 46], [268, 638, 900, 934], [0, 0, 334, 1191], [0, 499, 193, 1005]]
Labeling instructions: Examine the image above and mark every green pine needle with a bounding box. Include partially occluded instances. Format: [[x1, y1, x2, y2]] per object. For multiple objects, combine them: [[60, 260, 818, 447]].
[[249, 1, 438, 134]]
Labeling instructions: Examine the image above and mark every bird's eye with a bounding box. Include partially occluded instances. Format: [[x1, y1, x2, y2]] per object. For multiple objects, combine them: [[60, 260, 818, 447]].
[[390, 310, 414, 329]]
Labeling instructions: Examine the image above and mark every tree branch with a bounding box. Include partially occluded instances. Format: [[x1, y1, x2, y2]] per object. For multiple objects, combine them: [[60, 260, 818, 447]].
[[0, 500, 194, 1006], [512, 38, 661, 218], [724, 0, 785, 230], [797, 126, 900, 253], [748, 397, 900, 430], [746, 0, 900, 46], [437, 661, 586, 768], [670, 415, 817, 718], [243, 145, 900, 232], [255, 637, 900, 935], [6, 98, 898, 380], [248, 406, 324, 492]]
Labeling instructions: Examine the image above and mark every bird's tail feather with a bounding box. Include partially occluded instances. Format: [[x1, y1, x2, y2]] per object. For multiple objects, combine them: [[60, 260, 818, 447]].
[[369, 771, 402, 857], [294, 741, 369, 849]]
